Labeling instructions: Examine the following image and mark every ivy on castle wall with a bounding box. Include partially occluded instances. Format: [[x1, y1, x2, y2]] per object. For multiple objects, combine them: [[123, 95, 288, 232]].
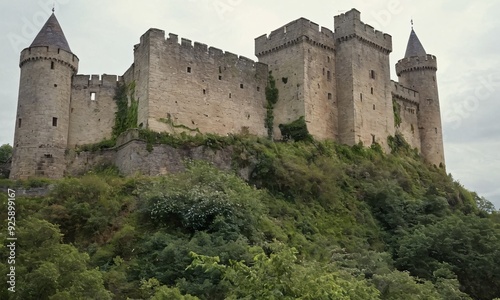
[[265, 72, 279, 139], [393, 98, 402, 128], [159, 116, 201, 134], [113, 81, 138, 138]]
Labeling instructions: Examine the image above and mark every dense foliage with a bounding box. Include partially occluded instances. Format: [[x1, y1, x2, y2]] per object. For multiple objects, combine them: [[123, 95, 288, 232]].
[[0, 144, 12, 162], [1, 135, 499, 299], [278, 116, 313, 142]]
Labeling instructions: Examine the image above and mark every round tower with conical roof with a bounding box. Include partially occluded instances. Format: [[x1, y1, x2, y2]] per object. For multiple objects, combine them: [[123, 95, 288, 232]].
[[396, 28, 445, 168], [10, 13, 79, 179]]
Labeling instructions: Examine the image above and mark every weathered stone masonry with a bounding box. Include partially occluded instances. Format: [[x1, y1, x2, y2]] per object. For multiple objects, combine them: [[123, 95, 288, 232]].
[[10, 8, 446, 179]]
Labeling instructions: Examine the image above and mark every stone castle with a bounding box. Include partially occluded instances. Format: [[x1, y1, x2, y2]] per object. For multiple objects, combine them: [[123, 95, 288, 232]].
[[9, 8, 445, 179]]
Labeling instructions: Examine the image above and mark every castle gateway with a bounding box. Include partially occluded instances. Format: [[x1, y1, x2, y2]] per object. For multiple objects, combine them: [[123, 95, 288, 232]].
[[10, 8, 445, 179]]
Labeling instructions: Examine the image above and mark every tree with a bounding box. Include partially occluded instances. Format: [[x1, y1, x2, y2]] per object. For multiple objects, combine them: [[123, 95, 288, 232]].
[[13, 218, 112, 299], [0, 143, 12, 162], [396, 214, 500, 300], [189, 244, 381, 300]]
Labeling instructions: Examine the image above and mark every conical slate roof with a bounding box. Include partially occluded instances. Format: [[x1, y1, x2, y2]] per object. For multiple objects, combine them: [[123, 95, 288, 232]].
[[30, 13, 72, 52], [404, 29, 426, 58]]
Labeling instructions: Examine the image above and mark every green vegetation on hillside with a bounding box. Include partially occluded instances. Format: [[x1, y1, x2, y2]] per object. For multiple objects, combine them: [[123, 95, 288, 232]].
[[1, 135, 499, 300]]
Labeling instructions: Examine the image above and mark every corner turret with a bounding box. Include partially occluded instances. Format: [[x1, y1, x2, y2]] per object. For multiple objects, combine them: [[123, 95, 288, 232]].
[[396, 27, 445, 168], [10, 13, 79, 179]]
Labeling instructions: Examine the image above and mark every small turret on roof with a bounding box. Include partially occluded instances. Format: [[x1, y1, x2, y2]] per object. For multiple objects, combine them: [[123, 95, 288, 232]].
[[30, 13, 72, 53]]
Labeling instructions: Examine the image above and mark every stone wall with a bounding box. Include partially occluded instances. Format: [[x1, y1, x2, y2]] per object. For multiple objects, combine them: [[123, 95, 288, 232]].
[[255, 40, 306, 139], [255, 17, 337, 140], [391, 81, 421, 150], [133, 29, 269, 137], [65, 130, 237, 179], [68, 74, 120, 148], [334, 9, 394, 150], [114, 140, 234, 176], [65, 148, 116, 176]]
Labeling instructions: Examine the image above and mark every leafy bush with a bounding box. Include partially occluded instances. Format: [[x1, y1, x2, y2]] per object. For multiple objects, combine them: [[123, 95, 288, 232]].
[[139, 161, 267, 240], [190, 244, 381, 300], [278, 116, 313, 142]]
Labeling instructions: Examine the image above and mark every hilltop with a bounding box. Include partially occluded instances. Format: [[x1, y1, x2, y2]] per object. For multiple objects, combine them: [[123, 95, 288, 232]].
[[1, 134, 499, 299]]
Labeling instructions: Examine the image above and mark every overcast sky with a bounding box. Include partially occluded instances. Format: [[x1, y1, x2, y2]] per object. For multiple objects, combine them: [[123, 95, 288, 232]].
[[1, 0, 499, 208]]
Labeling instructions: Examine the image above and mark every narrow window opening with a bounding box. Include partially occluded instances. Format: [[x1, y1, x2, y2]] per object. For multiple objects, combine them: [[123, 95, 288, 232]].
[[18, 118, 22, 128], [219, 66, 222, 73], [52, 117, 58, 127], [371, 87, 374, 94], [323, 68, 325, 75], [257, 87, 260, 91], [433, 76, 435, 82], [370, 70, 375, 79], [360, 93, 363, 101], [240, 83, 244, 89], [327, 56, 330, 63], [218, 75, 222, 80], [54, 84, 57, 87], [90, 92, 96, 101], [328, 93, 332, 100], [435, 128, 438, 134], [203, 89, 206, 95], [373, 104, 376, 110], [187, 66, 192, 73], [229, 93, 232, 98], [51, 61, 54, 69], [327, 70, 331, 81]]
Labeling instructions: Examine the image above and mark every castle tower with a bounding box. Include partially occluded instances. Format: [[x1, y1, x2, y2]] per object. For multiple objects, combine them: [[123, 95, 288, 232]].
[[396, 28, 445, 167], [255, 18, 337, 140], [334, 9, 395, 150], [10, 13, 79, 179]]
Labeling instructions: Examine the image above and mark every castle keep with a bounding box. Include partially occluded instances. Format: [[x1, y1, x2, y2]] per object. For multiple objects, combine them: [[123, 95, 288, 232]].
[[10, 9, 445, 179]]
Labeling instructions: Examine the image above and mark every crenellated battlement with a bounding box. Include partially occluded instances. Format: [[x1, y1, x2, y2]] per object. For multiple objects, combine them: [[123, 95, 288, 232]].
[[391, 80, 419, 105], [139, 30, 265, 71], [255, 17, 335, 57], [396, 54, 437, 76], [72, 74, 123, 88], [334, 8, 392, 53], [20, 45, 79, 72]]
